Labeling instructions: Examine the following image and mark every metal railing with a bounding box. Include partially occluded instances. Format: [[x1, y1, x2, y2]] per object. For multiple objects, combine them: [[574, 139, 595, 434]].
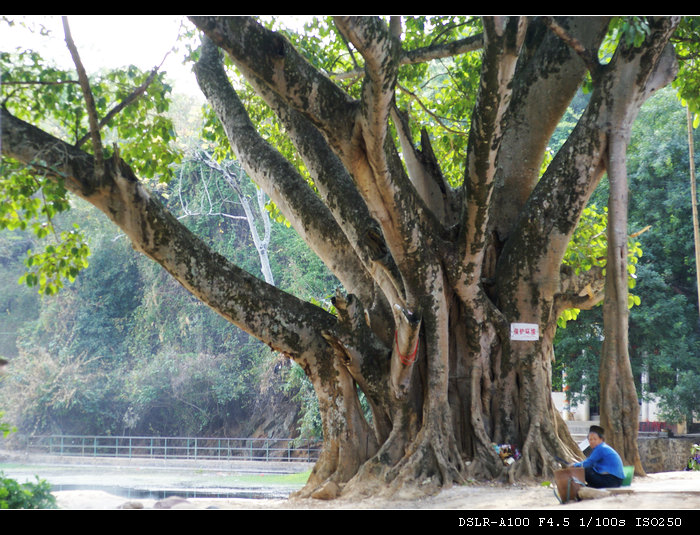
[[21, 435, 321, 462]]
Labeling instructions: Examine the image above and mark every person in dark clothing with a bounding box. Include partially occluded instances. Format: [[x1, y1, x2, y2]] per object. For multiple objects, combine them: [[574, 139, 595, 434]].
[[573, 425, 625, 488]]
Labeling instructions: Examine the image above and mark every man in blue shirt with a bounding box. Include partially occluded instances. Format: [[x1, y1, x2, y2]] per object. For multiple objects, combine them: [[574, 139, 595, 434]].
[[573, 425, 625, 488]]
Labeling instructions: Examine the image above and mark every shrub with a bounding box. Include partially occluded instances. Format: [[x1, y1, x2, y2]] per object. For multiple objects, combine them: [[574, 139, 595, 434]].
[[0, 472, 57, 509]]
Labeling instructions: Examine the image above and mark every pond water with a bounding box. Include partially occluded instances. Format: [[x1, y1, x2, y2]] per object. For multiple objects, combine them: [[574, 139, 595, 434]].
[[0, 456, 311, 502]]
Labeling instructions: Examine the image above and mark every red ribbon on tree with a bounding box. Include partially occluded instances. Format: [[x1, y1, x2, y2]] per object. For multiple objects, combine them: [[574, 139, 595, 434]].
[[395, 331, 419, 366]]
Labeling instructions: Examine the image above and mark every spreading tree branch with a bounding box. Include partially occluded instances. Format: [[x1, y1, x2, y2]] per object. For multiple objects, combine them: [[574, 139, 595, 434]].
[[453, 16, 527, 299], [193, 35, 375, 302], [0, 106, 337, 359], [189, 16, 357, 156], [332, 17, 421, 257], [489, 17, 611, 243], [261, 83, 406, 314], [497, 17, 679, 307], [191, 17, 442, 311]]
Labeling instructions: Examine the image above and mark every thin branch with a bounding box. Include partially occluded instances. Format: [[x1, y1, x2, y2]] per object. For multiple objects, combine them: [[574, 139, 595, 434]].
[[1, 79, 79, 86], [396, 82, 467, 136], [62, 16, 104, 178], [334, 23, 361, 71], [75, 67, 161, 148], [332, 33, 484, 81], [176, 163, 246, 222]]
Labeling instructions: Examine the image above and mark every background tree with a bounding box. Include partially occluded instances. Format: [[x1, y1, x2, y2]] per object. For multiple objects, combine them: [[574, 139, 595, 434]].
[[178, 154, 277, 285], [555, 84, 700, 429], [1, 16, 692, 500]]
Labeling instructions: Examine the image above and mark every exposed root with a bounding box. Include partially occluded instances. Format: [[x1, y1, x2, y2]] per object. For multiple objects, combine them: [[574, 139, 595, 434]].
[[514, 413, 583, 481], [291, 448, 337, 499], [381, 421, 466, 497]]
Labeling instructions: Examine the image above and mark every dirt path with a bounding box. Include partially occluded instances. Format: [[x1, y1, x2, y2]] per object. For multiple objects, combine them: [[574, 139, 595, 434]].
[[52, 470, 700, 511]]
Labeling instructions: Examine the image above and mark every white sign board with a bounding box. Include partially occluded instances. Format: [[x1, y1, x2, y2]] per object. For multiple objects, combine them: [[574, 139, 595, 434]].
[[510, 323, 539, 341]]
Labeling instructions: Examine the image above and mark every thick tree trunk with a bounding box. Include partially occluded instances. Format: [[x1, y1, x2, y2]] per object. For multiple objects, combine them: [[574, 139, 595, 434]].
[[293, 281, 588, 500]]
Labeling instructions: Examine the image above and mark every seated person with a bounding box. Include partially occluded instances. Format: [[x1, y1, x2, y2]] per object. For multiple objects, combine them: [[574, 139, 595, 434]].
[[573, 425, 625, 488]]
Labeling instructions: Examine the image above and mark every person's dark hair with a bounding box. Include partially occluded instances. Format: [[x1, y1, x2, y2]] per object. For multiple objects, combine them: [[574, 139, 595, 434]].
[[589, 425, 605, 439]]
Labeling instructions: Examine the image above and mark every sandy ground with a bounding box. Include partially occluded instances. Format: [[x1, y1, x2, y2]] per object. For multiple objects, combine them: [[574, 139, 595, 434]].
[[2, 451, 699, 511], [51, 470, 700, 511]]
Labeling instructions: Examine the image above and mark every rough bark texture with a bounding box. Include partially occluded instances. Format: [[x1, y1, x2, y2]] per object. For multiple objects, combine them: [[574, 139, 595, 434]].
[[1, 16, 681, 499]]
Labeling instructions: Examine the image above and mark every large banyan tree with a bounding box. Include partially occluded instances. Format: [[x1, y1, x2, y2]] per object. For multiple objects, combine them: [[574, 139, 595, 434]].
[[1, 16, 684, 499]]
